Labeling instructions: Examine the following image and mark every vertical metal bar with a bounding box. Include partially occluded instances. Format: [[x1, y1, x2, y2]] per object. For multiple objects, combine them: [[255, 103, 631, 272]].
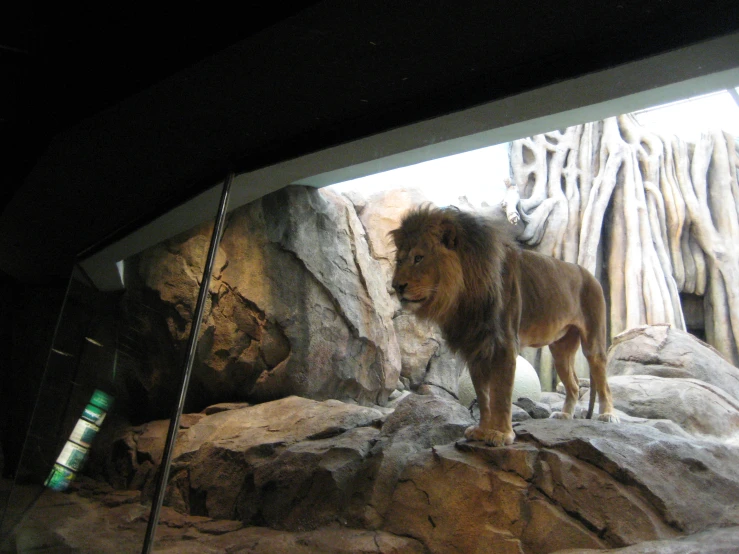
[[141, 172, 233, 554]]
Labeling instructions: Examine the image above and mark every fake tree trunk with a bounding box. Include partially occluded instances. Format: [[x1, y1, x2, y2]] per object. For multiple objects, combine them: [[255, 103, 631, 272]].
[[505, 115, 739, 387]]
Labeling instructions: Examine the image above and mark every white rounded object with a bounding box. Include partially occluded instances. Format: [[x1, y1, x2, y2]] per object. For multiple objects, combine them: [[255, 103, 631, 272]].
[[457, 356, 542, 406]]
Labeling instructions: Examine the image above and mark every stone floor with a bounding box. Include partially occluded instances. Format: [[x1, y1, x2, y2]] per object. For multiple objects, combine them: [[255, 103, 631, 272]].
[[4, 477, 739, 553], [0, 478, 425, 554]]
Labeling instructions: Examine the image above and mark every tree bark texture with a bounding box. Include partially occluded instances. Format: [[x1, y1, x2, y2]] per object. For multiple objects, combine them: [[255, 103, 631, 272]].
[[507, 116, 739, 379]]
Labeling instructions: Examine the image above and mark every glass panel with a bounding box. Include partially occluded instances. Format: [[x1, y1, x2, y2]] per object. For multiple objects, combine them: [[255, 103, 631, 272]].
[[0, 183, 226, 554]]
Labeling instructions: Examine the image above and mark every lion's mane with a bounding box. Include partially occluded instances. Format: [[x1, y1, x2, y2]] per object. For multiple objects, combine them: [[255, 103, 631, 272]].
[[390, 205, 518, 362]]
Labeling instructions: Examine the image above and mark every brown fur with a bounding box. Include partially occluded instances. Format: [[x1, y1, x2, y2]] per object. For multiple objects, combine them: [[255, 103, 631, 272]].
[[390, 205, 618, 446]]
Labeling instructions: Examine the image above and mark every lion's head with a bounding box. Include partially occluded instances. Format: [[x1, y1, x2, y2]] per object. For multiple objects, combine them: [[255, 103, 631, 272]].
[[389, 205, 466, 322], [389, 204, 513, 328]]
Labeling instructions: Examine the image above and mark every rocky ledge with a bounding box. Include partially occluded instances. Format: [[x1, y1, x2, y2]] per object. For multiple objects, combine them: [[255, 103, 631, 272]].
[[9, 385, 736, 554]]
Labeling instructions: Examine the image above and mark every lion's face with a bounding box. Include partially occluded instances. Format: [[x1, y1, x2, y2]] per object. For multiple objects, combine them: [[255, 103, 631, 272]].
[[392, 237, 440, 312], [390, 209, 464, 321]]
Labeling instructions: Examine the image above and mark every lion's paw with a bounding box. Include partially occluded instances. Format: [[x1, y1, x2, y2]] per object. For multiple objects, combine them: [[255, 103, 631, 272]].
[[549, 411, 573, 420], [464, 425, 515, 447], [597, 413, 620, 423]]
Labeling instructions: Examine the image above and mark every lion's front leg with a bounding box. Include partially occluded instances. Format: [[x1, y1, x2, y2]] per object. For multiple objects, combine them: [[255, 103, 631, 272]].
[[465, 352, 516, 447]]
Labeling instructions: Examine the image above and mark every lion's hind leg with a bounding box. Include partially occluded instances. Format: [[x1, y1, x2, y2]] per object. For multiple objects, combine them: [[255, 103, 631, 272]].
[[581, 325, 620, 424], [585, 349, 619, 423], [549, 326, 581, 420]]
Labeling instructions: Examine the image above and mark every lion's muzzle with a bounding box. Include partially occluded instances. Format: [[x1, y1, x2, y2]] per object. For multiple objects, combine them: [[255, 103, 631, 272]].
[[393, 282, 407, 296], [392, 281, 426, 307]]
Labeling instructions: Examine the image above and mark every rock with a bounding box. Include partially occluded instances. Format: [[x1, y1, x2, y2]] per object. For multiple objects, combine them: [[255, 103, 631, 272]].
[[556, 378, 591, 399], [167, 396, 386, 527], [608, 324, 739, 401], [415, 382, 457, 401], [514, 397, 552, 419], [79, 390, 739, 553], [385, 390, 411, 409], [178, 413, 205, 428], [203, 525, 427, 553], [539, 391, 567, 406], [7, 486, 425, 554], [511, 405, 532, 422], [610, 416, 694, 439], [384, 442, 606, 554], [393, 313, 462, 395], [383, 419, 739, 553], [96, 396, 388, 524], [85, 417, 170, 492], [237, 425, 380, 530], [202, 402, 250, 415], [120, 185, 401, 419], [598, 374, 739, 439], [102, 393, 474, 533], [365, 394, 474, 528], [349, 187, 430, 285], [551, 526, 739, 553], [259, 187, 400, 400]]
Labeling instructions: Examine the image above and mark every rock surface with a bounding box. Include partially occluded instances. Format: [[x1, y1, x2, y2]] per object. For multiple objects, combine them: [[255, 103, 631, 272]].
[[605, 374, 739, 439], [363, 394, 474, 528], [79, 391, 739, 554], [607, 324, 739, 400], [119, 186, 402, 419], [552, 526, 739, 553], [7, 483, 426, 554], [582, 324, 739, 441], [384, 419, 739, 553], [171, 396, 386, 528]]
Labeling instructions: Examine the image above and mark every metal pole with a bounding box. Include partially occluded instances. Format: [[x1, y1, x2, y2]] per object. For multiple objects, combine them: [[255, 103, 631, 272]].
[[141, 172, 233, 554]]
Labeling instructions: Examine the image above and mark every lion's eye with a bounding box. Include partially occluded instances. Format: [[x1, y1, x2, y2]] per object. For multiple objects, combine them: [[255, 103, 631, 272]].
[[414, 255, 424, 264]]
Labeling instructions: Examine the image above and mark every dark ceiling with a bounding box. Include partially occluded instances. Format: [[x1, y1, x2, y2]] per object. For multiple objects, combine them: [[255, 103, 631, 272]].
[[2, 1, 739, 283], [1, 2, 319, 217]]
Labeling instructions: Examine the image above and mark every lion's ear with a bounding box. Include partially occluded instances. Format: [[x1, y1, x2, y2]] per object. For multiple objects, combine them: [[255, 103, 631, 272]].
[[440, 220, 457, 250]]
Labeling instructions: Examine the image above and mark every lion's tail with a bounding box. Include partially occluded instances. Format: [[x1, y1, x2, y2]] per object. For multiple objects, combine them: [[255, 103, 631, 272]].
[[586, 382, 596, 419]]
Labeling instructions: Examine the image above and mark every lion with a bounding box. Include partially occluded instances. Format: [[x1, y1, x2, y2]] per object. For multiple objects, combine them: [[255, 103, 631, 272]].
[[390, 204, 619, 446]]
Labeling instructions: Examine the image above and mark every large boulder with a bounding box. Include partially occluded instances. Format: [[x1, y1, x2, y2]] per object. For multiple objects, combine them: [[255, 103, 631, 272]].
[[604, 375, 739, 439], [392, 314, 462, 397], [383, 419, 739, 553], [119, 185, 401, 419], [593, 324, 739, 439], [91, 398, 387, 517], [364, 394, 474, 527], [607, 324, 739, 401], [168, 396, 386, 528]]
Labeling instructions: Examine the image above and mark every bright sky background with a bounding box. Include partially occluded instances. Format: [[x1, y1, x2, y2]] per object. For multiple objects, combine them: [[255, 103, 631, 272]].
[[330, 142, 510, 207], [328, 89, 739, 207], [633, 89, 739, 142]]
